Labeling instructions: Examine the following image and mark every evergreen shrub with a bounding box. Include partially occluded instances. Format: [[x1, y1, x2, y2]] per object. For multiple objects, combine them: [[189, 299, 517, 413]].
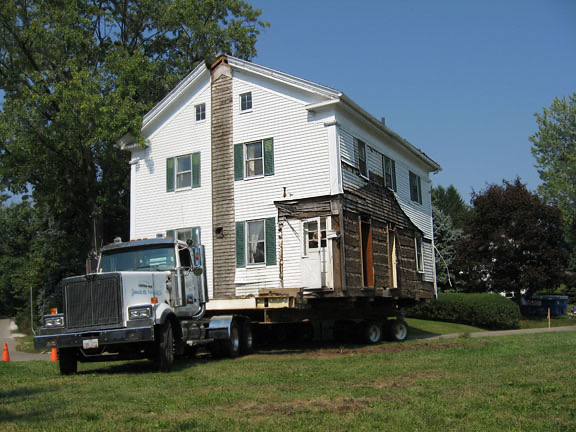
[[409, 293, 521, 330]]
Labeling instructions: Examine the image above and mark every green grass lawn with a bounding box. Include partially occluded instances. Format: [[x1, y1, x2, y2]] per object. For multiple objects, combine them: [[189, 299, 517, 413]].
[[2, 331, 575, 431], [519, 315, 574, 329]]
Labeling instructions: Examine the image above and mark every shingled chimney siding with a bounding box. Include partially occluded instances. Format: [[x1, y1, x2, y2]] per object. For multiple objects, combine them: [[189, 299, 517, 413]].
[[211, 61, 236, 298]]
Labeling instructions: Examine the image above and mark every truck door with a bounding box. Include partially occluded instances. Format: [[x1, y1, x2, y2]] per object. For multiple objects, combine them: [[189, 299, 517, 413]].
[[178, 246, 201, 315]]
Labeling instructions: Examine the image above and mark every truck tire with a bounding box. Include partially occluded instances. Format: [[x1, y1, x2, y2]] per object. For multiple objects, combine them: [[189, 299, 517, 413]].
[[223, 320, 241, 358], [154, 322, 174, 372], [59, 348, 78, 375], [210, 320, 241, 359], [240, 320, 254, 355], [359, 321, 383, 345], [388, 319, 409, 342]]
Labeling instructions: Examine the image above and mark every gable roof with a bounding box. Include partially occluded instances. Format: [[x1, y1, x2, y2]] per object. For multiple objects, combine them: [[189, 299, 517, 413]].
[[137, 54, 440, 172]]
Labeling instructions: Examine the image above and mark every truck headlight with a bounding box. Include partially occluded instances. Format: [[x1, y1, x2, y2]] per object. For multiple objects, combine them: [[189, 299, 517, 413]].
[[44, 315, 64, 328], [129, 306, 153, 320]]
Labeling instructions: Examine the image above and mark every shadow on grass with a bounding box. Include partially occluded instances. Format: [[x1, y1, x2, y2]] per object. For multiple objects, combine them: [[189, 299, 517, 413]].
[[407, 327, 442, 339], [0, 387, 53, 425]]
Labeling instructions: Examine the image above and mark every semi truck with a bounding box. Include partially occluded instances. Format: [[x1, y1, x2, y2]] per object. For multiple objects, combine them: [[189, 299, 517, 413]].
[[34, 237, 253, 374]]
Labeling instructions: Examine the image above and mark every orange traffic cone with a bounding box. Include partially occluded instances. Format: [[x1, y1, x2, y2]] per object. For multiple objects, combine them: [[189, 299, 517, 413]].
[[50, 348, 58, 362], [2, 343, 10, 362]]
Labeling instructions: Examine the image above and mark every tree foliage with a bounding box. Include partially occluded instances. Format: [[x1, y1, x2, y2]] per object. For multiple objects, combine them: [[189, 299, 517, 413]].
[[455, 178, 569, 300], [530, 92, 576, 244], [432, 205, 462, 291], [0, 0, 267, 323], [432, 185, 470, 229]]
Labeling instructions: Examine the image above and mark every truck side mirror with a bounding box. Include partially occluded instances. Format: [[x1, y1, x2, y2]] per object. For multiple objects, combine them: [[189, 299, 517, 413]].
[[192, 267, 203, 276]]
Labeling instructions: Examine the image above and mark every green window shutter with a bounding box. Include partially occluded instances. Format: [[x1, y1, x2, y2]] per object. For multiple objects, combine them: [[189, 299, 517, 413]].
[[235, 221, 246, 268], [166, 229, 175, 239], [265, 217, 277, 265], [192, 152, 201, 188], [263, 138, 274, 176], [166, 158, 175, 192], [234, 143, 244, 181]]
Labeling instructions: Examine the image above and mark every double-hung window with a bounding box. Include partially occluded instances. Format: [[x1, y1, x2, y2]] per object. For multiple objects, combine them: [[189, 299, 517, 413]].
[[383, 155, 397, 191], [409, 171, 422, 204], [415, 236, 424, 273], [247, 220, 265, 264], [166, 153, 201, 191], [176, 155, 192, 188], [166, 227, 201, 246], [234, 138, 274, 180], [240, 92, 252, 112], [195, 103, 206, 122], [245, 141, 263, 178], [235, 218, 277, 267]]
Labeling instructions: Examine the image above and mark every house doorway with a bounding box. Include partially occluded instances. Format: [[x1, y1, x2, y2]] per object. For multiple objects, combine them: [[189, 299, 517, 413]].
[[301, 217, 329, 289]]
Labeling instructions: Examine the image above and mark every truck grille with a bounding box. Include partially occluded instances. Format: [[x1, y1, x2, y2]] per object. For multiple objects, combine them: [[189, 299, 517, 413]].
[[64, 274, 123, 329]]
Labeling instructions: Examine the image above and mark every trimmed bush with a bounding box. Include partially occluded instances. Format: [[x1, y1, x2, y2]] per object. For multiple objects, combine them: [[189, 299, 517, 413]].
[[408, 293, 521, 330]]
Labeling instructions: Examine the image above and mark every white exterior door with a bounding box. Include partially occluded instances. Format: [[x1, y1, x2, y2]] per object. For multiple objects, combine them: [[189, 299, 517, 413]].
[[301, 217, 328, 289]]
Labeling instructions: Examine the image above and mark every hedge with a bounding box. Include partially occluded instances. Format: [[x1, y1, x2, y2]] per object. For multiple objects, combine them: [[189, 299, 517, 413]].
[[408, 293, 521, 330]]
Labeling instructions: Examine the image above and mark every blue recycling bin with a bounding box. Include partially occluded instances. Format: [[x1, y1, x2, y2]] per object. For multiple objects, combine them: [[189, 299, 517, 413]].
[[522, 295, 569, 316]]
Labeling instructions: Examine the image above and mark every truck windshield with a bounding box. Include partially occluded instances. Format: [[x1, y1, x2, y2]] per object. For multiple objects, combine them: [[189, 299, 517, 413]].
[[99, 246, 175, 272]]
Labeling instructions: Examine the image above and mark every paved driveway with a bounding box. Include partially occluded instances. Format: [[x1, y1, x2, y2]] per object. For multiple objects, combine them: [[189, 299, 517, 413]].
[[0, 318, 51, 362]]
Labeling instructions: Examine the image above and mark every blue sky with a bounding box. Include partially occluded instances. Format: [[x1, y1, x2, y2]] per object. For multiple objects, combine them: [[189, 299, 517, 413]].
[[249, 0, 576, 201]]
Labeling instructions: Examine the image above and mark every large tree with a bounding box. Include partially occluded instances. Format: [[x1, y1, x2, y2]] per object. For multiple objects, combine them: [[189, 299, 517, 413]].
[[432, 205, 462, 292], [455, 178, 569, 300], [530, 92, 576, 244], [0, 0, 267, 324], [432, 185, 470, 229]]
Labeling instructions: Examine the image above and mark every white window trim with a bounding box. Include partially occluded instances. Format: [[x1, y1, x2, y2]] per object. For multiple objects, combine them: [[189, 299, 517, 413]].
[[175, 227, 201, 245], [176, 154, 192, 190], [415, 236, 424, 273], [194, 103, 206, 123], [246, 219, 266, 267], [383, 155, 396, 191], [409, 171, 423, 204], [240, 92, 253, 113], [244, 140, 264, 179]]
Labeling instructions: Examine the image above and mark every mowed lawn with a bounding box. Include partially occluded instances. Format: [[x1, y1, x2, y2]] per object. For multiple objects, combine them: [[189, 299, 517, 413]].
[[2, 332, 575, 432]]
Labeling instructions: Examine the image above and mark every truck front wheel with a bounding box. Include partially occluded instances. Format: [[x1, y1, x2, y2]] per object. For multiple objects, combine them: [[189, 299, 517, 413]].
[[59, 348, 78, 375], [154, 322, 174, 372]]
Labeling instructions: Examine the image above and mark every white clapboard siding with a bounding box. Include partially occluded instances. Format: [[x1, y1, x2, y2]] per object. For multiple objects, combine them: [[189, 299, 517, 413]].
[[231, 71, 332, 295], [131, 79, 217, 297]]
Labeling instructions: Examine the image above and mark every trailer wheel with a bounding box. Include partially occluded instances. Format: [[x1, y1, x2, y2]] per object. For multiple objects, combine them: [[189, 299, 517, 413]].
[[154, 321, 174, 372], [240, 320, 254, 355], [360, 321, 383, 344], [388, 319, 409, 342], [59, 348, 78, 375]]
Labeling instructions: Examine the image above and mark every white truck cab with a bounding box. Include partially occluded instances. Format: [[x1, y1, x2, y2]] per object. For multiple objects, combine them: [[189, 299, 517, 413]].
[[34, 237, 251, 374]]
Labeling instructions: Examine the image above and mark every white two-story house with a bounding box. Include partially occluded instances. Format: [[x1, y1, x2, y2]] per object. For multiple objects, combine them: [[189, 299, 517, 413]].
[[120, 54, 441, 317]]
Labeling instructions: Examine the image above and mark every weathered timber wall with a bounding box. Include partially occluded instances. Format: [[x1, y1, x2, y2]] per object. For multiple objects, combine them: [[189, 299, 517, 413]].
[[342, 178, 435, 299]]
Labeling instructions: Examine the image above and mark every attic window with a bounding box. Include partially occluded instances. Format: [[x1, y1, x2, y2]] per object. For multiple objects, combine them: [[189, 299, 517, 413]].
[[195, 103, 206, 122], [409, 171, 423, 204], [240, 92, 252, 112]]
